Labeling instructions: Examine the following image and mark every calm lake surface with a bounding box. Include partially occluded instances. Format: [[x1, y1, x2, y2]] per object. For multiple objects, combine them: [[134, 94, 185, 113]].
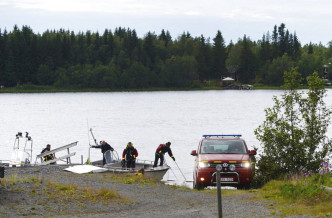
[[1, 90, 332, 182]]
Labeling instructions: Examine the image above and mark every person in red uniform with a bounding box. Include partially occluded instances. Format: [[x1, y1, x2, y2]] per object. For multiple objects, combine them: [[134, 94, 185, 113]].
[[122, 142, 138, 169], [153, 142, 175, 167]]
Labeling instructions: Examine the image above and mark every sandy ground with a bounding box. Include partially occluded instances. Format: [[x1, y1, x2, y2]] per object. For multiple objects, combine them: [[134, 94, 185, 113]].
[[0, 165, 275, 217]]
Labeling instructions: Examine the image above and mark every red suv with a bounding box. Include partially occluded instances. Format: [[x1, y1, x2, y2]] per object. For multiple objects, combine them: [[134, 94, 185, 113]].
[[191, 135, 256, 190]]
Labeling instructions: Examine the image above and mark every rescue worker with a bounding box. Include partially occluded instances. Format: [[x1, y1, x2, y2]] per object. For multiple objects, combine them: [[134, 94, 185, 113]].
[[92, 140, 114, 165], [153, 142, 175, 167], [41, 144, 55, 163], [122, 142, 138, 170]]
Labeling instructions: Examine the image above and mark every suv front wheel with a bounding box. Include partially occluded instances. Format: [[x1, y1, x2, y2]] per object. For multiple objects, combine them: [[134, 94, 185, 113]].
[[193, 174, 204, 190], [237, 183, 251, 190]]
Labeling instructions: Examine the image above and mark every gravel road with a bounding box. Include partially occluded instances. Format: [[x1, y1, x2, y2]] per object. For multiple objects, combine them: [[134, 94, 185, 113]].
[[0, 165, 274, 217]]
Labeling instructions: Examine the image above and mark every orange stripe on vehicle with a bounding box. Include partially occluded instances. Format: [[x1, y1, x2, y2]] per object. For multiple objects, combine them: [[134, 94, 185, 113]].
[[229, 161, 237, 163], [214, 161, 222, 163]]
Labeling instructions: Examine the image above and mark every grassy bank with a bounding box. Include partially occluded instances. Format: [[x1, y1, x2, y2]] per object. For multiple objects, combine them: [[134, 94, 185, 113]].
[[0, 82, 281, 93], [254, 168, 332, 217], [257, 180, 332, 217], [1, 80, 332, 93], [0, 86, 224, 93]]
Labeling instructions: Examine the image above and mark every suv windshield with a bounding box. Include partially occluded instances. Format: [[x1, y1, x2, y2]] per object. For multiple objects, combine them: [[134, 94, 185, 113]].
[[201, 139, 246, 154]]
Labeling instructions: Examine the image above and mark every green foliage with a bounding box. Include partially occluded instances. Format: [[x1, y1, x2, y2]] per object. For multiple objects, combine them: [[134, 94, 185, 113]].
[[280, 182, 326, 204], [164, 55, 198, 87], [212, 30, 227, 78], [266, 54, 294, 86], [0, 23, 330, 89], [238, 35, 257, 83], [99, 173, 158, 185], [255, 69, 332, 184], [280, 162, 332, 205], [259, 177, 332, 217]]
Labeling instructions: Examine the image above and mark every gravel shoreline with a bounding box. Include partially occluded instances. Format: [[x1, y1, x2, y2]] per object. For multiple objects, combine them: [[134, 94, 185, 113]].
[[0, 165, 274, 217]]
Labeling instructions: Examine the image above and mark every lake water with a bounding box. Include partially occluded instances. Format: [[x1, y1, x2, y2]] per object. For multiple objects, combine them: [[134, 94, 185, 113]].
[[1, 90, 331, 183]]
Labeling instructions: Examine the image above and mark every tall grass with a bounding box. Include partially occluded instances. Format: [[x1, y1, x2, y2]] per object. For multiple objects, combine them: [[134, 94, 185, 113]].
[[260, 162, 332, 216]]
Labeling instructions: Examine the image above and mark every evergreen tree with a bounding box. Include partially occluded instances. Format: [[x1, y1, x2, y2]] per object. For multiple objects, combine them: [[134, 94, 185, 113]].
[[238, 35, 255, 83], [143, 31, 156, 67], [292, 32, 301, 60], [271, 25, 279, 58], [259, 33, 271, 62], [308, 42, 314, 54], [195, 35, 212, 80], [212, 30, 227, 79]]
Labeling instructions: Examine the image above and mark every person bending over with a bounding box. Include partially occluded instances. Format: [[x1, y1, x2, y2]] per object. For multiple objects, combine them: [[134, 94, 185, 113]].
[[153, 142, 175, 167]]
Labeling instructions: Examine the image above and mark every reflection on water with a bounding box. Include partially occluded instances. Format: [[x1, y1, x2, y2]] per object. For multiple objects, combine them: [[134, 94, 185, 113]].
[[1, 90, 331, 184]]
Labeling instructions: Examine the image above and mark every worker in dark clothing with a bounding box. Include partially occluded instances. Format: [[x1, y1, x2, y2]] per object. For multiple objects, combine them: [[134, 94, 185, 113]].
[[153, 142, 175, 167], [92, 140, 114, 165], [41, 144, 55, 163], [122, 142, 138, 170]]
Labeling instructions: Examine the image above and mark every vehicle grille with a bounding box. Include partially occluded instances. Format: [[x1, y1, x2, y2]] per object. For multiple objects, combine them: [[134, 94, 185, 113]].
[[209, 163, 242, 168]]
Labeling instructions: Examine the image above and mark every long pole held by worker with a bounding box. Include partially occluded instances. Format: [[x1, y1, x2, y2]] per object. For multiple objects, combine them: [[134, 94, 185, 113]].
[[174, 161, 187, 181], [87, 120, 91, 163], [164, 157, 179, 181]]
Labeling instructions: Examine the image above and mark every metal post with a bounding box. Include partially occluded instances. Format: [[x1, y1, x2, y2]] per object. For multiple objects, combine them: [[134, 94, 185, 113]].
[[216, 165, 222, 218], [67, 148, 70, 164]]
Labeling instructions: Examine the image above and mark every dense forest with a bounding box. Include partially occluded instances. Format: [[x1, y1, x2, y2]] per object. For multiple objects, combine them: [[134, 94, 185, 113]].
[[0, 23, 332, 89]]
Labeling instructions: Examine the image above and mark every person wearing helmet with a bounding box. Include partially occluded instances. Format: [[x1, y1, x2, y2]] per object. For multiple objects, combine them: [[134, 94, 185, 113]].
[[153, 142, 175, 167], [92, 140, 114, 165], [122, 142, 138, 170]]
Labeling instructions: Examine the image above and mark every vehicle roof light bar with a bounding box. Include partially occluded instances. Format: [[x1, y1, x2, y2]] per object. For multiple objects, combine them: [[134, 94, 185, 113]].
[[202, 134, 242, 138]]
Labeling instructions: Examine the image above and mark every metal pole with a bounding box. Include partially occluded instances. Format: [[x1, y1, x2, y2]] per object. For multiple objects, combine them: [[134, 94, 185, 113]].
[[174, 161, 187, 181], [216, 166, 223, 218], [87, 120, 91, 162]]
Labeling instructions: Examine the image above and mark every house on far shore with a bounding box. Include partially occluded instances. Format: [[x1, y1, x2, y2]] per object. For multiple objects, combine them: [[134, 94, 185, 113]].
[[220, 76, 235, 89], [220, 76, 251, 90], [221, 76, 234, 82]]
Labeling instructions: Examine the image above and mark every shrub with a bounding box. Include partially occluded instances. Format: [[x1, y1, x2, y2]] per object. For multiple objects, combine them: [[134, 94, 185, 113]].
[[255, 70, 332, 184]]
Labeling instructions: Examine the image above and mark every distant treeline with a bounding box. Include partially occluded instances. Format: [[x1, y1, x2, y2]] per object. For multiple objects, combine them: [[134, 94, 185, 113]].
[[0, 23, 332, 89]]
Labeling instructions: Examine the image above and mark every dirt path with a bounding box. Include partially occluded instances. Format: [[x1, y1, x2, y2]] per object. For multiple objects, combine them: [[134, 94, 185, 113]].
[[1, 166, 273, 217]]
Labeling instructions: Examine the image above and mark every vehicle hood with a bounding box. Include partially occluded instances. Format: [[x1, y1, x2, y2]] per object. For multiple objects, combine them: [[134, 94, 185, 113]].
[[199, 154, 249, 162]]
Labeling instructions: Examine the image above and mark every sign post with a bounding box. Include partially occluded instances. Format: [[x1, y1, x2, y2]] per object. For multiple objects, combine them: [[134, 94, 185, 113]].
[[216, 164, 222, 218]]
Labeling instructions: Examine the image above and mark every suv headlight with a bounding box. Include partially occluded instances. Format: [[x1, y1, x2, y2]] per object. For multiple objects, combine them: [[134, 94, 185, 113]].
[[241, 162, 250, 168], [229, 164, 236, 171], [198, 161, 210, 168]]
